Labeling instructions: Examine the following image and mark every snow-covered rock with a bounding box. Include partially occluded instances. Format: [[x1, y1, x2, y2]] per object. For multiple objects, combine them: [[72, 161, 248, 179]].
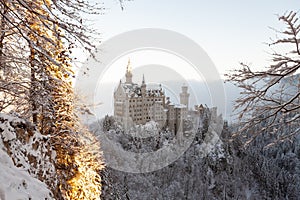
[[0, 147, 53, 200], [0, 113, 55, 199]]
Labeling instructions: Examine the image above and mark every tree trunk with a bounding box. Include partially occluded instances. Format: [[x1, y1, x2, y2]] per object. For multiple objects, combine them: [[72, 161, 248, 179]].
[[29, 47, 38, 124]]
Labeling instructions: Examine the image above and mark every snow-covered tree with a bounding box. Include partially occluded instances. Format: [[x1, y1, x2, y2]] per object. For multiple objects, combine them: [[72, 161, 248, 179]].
[[0, 0, 109, 199], [0, 2, 30, 115]]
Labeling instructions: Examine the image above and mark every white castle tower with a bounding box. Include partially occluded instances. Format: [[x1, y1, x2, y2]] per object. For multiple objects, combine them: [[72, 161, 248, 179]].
[[180, 84, 190, 109], [125, 59, 133, 84]]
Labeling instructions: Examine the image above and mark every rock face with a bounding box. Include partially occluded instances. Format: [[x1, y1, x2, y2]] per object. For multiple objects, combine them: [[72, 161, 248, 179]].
[[0, 113, 56, 198], [95, 108, 300, 200]]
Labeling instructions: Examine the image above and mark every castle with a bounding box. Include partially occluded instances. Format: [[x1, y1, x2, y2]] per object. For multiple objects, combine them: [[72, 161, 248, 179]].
[[114, 60, 190, 133]]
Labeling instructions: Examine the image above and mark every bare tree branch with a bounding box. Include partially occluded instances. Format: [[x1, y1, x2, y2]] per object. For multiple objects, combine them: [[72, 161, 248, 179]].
[[226, 11, 300, 145]]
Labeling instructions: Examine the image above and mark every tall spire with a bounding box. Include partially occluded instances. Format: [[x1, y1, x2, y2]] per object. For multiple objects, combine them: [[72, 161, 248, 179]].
[[142, 74, 145, 84], [125, 58, 133, 84], [126, 58, 132, 74], [141, 74, 146, 95]]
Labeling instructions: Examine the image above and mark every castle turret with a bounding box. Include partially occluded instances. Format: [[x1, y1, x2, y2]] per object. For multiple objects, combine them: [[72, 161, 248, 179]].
[[141, 74, 146, 95], [125, 59, 132, 84], [180, 84, 190, 109]]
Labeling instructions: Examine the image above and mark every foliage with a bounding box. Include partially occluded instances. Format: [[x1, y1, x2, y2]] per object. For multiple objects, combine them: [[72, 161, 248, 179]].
[[0, 0, 107, 199]]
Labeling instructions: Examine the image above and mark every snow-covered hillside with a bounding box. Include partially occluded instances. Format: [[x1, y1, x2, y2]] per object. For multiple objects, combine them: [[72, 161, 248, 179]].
[[0, 147, 53, 200], [0, 113, 54, 199], [93, 106, 300, 199]]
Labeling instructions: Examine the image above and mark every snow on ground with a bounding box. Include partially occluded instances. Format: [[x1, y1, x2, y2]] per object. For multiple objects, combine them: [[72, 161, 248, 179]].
[[0, 113, 53, 199], [0, 147, 53, 200]]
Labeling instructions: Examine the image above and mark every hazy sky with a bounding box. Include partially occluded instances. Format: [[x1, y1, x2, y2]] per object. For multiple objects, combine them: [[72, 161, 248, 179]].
[[77, 1, 300, 120], [90, 0, 300, 76]]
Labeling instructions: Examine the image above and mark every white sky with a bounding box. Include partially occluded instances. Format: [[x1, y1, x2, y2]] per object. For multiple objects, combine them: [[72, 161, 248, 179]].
[[83, 0, 300, 77], [98, 50, 204, 84]]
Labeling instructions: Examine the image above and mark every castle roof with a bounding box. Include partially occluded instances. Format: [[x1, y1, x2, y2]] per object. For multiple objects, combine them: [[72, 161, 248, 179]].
[[174, 104, 187, 108], [120, 82, 165, 98], [117, 60, 165, 98], [168, 102, 187, 108], [122, 83, 141, 97]]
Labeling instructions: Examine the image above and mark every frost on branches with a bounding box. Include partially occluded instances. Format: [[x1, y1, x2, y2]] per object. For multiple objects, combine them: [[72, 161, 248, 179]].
[[0, 0, 105, 198], [226, 11, 300, 145]]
